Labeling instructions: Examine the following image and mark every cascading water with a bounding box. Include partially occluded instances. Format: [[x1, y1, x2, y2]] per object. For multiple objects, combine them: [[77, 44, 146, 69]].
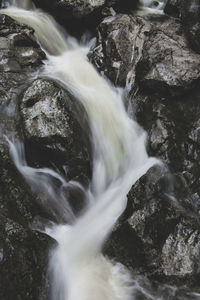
[[1, 1, 200, 300], [1, 1, 157, 299]]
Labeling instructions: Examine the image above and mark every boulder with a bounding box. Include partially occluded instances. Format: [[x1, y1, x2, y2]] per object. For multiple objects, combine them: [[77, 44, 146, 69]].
[[136, 17, 200, 96], [162, 223, 200, 280], [20, 78, 91, 185], [90, 14, 150, 88]]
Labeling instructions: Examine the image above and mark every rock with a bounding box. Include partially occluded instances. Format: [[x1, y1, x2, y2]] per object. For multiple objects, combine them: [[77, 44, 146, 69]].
[[35, 0, 106, 18], [106, 0, 139, 12], [136, 18, 200, 96], [105, 165, 200, 286], [20, 78, 92, 185], [181, 0, 200, 54], [31, 0, 139, 36], [90, 14, 150, 88], [31, 0, 105, 36], [0, 14, 53, 300], [164, 0, 181, 18], [90, 14, 200, 96], [0, 14, 45, 72], [162, 223, 200, 278], [0, 215, 53, 300], [134, 86, 200, 189], [165, 0, 200, 54]]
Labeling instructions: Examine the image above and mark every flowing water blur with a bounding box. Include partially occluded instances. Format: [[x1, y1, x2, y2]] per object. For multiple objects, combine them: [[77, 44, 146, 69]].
[[1, 1, 200, 300]]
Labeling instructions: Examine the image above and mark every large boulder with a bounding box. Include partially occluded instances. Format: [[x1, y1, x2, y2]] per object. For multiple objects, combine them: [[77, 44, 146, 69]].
[[20, 78, 91, 185], [90, 14, 150, 88], [136, 18, 200, 96]]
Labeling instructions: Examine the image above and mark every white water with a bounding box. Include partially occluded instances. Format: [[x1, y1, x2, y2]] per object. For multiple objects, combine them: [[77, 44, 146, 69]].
[[139, 0, 167, 14], [1, 1, 160, 300]]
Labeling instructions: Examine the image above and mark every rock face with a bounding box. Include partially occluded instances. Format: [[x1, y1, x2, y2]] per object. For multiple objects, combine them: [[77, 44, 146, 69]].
[[89, 5, 200, 288]]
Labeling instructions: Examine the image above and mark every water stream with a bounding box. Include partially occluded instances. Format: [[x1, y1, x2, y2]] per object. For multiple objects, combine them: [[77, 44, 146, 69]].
[[1, 1, 200, 300]]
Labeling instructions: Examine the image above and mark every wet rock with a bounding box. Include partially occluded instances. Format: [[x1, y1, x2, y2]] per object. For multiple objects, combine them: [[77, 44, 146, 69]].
[[90, 14, 200, 96], [109, 80, 200, 287], [0, 215, 53, 300], [181, 0, 200, 54], [31, 0, 139, 36], [31, 0, 105, 36], [106, 0, 139, 12], [105, 165, 200, 286], [90, 14, 150, 87], [20, 78, 91, 184], [0, 14, 53, 300], [136, 18, 200, 96], [162, 223, 200, 277], [34, 0, 106, 18], [0, 14, 45, 72], [134, 87, 200, 188], [88, 3, 200, 287]]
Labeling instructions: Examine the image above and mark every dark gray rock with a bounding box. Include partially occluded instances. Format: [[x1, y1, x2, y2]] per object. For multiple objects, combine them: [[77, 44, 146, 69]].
[[164, 0, 181, 18], [31, 0, 139, 36], [136, 18, 200, 96], [31, 0, 106, 36], [90, 14, 200, 96], [0, 14, 53, 300], [105, 165, 200, 286], [20, 78, 92, 185], [181, 0, 200, 54], [165, 0, 200, 54], [0, 215, 52, 300], [35, 0, 106, 18], [90, 14, 150, 88], [162, 223, 200, 278], [91, 10, 200, 288], [105, 73, 200, 287]]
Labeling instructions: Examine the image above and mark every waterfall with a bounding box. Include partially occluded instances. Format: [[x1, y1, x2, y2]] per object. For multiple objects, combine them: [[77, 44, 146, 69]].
[[1, 1, 159, 300]]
